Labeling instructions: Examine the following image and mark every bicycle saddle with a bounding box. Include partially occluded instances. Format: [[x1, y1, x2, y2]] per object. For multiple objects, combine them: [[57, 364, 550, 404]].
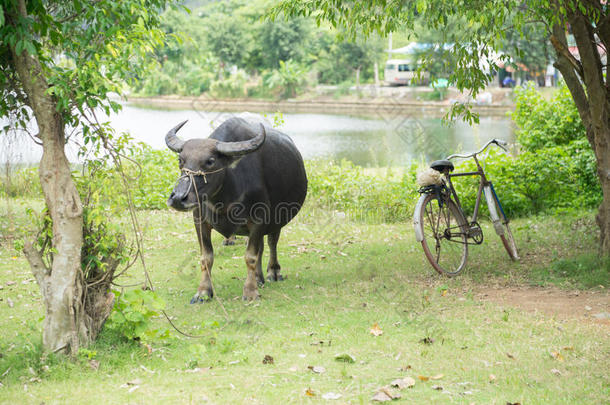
[[430, 159, 455, 172]]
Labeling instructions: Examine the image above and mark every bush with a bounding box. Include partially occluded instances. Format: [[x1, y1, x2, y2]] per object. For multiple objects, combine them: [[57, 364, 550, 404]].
[[0, 167, 41, 198], [511, 82, 585, 151], [105, 289, 169, 342], [265, 60, 309, 99], [209, 70, 248, 99], [305, 159, 419, 222]]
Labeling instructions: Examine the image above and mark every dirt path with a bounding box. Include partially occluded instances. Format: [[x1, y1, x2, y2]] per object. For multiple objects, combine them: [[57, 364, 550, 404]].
[[476, 286, 610, 326]]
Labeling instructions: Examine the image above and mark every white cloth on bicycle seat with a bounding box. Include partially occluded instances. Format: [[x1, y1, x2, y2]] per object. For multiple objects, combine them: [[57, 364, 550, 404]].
[[416, 167, 443, 186]]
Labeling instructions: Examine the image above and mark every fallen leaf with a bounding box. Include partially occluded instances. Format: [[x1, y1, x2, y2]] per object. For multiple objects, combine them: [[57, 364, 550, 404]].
[[562, 346, 574, 351], [431, 385, 443, 390], [585, 305, 592, 311], [7, 298, 14, 308], [305, 387, 316, 397], [322, 392, 342, 400], [372, 387, 401, 402], [550, 351, 564, 362], [489, 374, 496, 383], [370, 323, 383, 337], [126, 378, 142, 386], [334, 353, 355, 363], [390, 377, 415, 389], [551, 368, 562, 376], [431, 374, 444, 380], [441, 289, 448, 296], [263, 355, 274, 364], [418, 375, 429, 381], [506, 402, 521, 405], [506, 352, 515, 359], [308, 365, 325, 374], [88, 360, 100, 370], [372, 391, 392, 402], [6, 281, 16, 286]]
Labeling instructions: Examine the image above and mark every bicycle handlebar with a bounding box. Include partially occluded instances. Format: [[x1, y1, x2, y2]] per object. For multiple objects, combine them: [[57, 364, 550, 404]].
[[447, 138, 508, 160]]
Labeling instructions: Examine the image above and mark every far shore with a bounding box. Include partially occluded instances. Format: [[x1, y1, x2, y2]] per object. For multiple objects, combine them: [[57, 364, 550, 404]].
[[126, 93, 514, 118]]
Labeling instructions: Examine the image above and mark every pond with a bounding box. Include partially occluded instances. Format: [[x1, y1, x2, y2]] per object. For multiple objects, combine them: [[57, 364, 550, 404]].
[[4, 104, 514, 167]]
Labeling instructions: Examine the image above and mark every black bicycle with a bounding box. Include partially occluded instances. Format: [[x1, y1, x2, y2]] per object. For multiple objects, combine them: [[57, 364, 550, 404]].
[[413, 139, 519, 276]]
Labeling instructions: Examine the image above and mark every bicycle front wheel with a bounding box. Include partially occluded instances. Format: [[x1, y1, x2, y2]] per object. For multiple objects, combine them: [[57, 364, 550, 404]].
[[491, 194, 519, 260], [419, 193, 468, 276]]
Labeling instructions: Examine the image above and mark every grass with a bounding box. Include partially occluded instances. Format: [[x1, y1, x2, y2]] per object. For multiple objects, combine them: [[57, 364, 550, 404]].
[[0, 198, 608, 404]]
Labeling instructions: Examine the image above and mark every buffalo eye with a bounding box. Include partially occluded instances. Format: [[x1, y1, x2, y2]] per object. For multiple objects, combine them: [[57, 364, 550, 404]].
[[205, 157, 215, 167]]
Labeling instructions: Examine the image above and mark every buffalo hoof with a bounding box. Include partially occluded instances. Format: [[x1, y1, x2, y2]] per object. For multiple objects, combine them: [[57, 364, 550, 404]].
[[190, 291, 213, 304], [242, 289, 261, 301], [267, 274, 285, 282]]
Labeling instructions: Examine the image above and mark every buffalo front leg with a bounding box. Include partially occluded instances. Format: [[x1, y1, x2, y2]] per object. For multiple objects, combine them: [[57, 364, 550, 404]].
[[255, 237, 265, 286], [191, 212, 214, 304], [243, 228, 264, 301], [266, 230, 284, 281]]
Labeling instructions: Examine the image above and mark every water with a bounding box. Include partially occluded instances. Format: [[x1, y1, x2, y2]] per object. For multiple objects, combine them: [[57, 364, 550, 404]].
[[3, 104, 514, 166]]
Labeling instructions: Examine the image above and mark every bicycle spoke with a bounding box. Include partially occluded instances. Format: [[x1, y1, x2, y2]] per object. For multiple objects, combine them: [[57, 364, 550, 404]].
[[418, 194, 468, 276]]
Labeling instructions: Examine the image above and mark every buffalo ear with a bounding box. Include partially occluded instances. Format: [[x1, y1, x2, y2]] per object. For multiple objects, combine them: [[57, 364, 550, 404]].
[[216, 123, 266, 156]]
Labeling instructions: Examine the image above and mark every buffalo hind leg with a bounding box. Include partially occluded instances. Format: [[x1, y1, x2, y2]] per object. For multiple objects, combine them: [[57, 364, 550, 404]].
[[243, 227, 264, 301], [267, 230, 284, 281], [191, 211, 214, 304]]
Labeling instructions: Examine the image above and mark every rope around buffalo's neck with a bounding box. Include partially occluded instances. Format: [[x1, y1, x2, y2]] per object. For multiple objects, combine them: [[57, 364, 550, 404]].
[[181, 167, 224, 184]]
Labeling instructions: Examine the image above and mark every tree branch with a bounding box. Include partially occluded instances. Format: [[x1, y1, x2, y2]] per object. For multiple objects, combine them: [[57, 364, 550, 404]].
[[569, 7, 609, 127], [23, 240, 49, 293], [549, 33, 584, 79], [551, 23, 592, 133]]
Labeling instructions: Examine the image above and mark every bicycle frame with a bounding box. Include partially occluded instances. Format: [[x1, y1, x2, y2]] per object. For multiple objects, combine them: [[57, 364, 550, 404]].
[[445, 154, 487, 225], [444, 154, 507, 238]]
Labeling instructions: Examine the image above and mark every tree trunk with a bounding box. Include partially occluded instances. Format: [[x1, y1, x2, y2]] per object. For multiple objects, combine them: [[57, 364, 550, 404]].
[[10, 3, 87, 354], [550, 11, 610, 256]]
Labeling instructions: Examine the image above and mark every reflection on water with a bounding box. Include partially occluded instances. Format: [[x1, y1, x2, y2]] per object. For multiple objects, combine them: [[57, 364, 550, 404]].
[[5, 104, 514, 167]]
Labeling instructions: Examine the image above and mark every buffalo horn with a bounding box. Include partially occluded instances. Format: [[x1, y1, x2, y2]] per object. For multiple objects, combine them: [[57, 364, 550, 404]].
[[165, 120, 188, 153], [216, 123, 266, 156]]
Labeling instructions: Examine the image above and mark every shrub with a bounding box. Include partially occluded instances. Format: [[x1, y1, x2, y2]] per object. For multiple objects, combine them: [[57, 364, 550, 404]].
[[0, 167, 41, 198], [265, 60, 309, 99], [511, 82, 586, 151], [210, 70, 248, 99], [105, 288, 169, 342]]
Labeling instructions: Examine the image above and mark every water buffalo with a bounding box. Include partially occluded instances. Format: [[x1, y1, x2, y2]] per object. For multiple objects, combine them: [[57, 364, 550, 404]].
[[165, 117, 307, 302]]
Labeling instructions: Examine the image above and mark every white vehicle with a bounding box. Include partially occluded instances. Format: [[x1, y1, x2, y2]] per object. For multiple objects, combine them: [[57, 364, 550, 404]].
[[384, 59, 430, 86]]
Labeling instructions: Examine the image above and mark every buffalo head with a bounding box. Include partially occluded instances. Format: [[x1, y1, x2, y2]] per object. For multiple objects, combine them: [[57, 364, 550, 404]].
[[165, 120, 266, 211]]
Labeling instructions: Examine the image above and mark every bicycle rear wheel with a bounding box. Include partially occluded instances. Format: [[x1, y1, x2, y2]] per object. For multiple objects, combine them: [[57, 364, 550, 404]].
[[419, 193, 468, 276]]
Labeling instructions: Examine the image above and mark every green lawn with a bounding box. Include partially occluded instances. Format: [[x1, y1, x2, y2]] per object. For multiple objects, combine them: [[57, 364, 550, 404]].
[[0, 199, 608, 404]]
